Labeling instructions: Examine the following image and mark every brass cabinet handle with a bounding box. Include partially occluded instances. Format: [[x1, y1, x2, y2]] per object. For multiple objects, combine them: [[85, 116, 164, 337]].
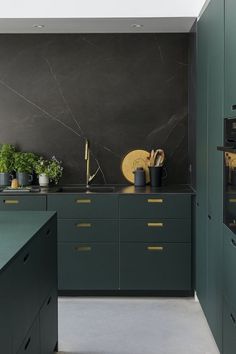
[[147, 199, 163, 203], [76, 223, 92, 228], [147, 246, 164, 251], [3, 199, 19, 204], [76, 199, 91, 204], [229, 198, 236, 203], [147, 222, 163, 227], [74, 246, 92, 252]]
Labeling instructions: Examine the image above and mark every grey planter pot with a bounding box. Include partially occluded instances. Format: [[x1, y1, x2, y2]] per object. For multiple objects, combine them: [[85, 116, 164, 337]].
[[16, 172, 33, 186], [0, 172, 12, 186]]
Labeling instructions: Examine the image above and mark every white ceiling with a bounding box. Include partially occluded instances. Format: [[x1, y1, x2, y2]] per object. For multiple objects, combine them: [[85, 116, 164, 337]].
[[0, 0, 207, 33], [0, 0, 207, 18]]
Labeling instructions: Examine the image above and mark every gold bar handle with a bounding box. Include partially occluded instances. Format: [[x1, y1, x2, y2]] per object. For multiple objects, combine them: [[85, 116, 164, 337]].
[[147, 246, 164, 251], [74, 246, 92, 252], [76, 223, 92, 228], [147, 222, 163, 227], [147, 199, 163, 203], [4, 200, 19, 204], [229, 199, 236, 203], [76, 199, 91, 204]]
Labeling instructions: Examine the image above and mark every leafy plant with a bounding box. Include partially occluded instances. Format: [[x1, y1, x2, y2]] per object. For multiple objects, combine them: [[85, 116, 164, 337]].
[[0, 144, 15, 173], [14, 152, 39, 173], [35, 156, 63, 184]]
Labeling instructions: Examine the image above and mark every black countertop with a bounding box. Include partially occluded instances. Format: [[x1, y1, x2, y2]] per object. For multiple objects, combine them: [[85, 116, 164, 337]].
[[0, 184, 195, 195]]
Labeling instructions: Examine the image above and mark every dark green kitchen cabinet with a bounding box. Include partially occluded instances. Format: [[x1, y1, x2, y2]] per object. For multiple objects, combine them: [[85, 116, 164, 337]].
[[0, 273, 12, 354], [0, 195, 46, 211], [40, 290, 58, 354], [58, 242, 119, 290], [58, 219, 118, 243], [119, 194, 191, 219], [120, 243, 191, 290], [120, 219, 191, 243], [17, 317, 40, 354], [48, 194, 118, 219], [223, 226, 236, 313], [225, 0, 236, 117], [223, 298, 236, 354]]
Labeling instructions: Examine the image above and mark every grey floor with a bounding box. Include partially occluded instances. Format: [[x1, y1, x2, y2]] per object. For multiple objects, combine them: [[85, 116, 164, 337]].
[[58, 297, 219, 354]]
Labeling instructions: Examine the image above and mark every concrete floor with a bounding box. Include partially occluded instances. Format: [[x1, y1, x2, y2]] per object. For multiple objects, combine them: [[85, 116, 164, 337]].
[[58, 297, 219, 354]]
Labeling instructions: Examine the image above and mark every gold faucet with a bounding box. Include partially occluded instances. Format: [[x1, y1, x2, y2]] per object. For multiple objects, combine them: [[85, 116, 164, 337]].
[[85, 139, 99, 188]]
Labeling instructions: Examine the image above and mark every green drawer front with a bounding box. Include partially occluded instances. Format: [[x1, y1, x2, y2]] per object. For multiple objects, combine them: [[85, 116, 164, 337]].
[[0, 196, 46, 211], [0, 273, 12, 354], [48, 194, 118, 219], [224, 228, 236, 310], [58, 243, 119, 290], [119, 195, 191, 219], [11, 237, 41, 353], [120, 219, 191, 243], [223, 298, 236, 354], [38, 217, 57, 307], [58, 219, 118, 243], [17, 317, 40, 354], [40, 290, 58, 354], [120, 243, 191, 290]]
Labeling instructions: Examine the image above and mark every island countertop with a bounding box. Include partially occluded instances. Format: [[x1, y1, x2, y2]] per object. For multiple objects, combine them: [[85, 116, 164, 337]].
[[0, 211, 56, 273]]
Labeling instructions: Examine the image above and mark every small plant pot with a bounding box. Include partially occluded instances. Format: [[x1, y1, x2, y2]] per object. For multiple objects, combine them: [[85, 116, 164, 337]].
[[16, 172, 33, 187], [149, 166, 163, 187], [38, 174, 49, 187], [0, 172, 12, 186]]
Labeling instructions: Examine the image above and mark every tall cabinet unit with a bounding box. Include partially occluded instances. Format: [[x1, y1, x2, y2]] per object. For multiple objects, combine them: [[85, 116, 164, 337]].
[[196, 0, 224, 350]]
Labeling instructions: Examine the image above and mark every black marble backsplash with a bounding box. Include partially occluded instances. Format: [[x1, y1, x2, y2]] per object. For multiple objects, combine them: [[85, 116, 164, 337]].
[[0, 34, 189, 185]]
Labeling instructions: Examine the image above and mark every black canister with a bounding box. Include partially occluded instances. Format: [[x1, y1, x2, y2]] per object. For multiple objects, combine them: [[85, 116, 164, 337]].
[[149, 166, 163, 187], [133, 167, 146, 187]]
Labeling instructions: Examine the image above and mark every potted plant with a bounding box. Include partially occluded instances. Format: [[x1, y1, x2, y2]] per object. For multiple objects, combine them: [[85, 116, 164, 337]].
[[35, 156, 63, 187], [13, 152, 39, 186], [0, 144, 15, 186]]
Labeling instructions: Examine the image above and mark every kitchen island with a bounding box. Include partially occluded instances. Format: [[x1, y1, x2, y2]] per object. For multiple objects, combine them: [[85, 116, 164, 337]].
[[0, 211, 58, 354]]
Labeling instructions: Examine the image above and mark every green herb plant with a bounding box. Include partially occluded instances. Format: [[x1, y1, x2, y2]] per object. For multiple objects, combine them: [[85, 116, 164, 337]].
[[35, 156, 63, 184], [14, 152, 39, 173], [0, 144, 15, 173]]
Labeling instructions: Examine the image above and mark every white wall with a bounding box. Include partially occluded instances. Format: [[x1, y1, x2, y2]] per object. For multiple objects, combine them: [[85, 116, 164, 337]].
[[1, 0, 207, 18]]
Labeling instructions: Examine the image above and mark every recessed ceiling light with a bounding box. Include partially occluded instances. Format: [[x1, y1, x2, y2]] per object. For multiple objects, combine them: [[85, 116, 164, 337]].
[[130, 23, 143, 29], [32, 24, 45, 29]]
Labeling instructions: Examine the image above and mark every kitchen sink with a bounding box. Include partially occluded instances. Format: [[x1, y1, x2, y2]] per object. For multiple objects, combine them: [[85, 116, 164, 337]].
[[58, 186, 115, 193]]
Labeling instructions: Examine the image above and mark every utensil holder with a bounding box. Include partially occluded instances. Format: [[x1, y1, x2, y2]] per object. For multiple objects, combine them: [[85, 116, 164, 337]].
[[149, 166, 163, 187]]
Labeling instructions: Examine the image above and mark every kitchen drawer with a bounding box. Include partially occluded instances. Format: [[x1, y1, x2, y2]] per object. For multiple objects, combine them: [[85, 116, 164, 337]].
[[119, 194, 191, 219], [120, 243, 191, 290], [17, 317, 40, 354], [40, 290, 58, 354], [11, 237, 41, 353], [223, 227, 236, 310], [58, 242, 118, 290], [58, 219, 118, 243], [0, 196, 46, 211], [223, 298, 236, 354], [38, 217, 57, 307], [48, 194, 118, 219], [120, 219, 191, 243]]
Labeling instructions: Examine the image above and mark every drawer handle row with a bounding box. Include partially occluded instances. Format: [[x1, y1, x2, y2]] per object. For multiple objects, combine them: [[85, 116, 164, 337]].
[[76, 199, 91, 204], [23, 253, 30, 264], [147, 246, 164, 251], [231, 238, 236, 248], [24, 337, 31, 351], [147, 199, 163, 203], [75, 246, 92, 252], [147, 222, 163, 227], [3, 199, 19, 204], [76, 223, 92, 228], [230, 313, 236, 324]]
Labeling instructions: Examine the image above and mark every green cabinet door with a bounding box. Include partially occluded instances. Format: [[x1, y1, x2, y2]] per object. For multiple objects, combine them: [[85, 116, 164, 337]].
[[223, 298, 236, 354], [223, 226, 236, 311], [17, 317, 40, 354], [225, 0, 236, 117], [0, 272, 12, 354], [40, 290, 58, 354], [120, 243, 191, 290], [0, 196, 46, 211], [58, 243, 119, 290]]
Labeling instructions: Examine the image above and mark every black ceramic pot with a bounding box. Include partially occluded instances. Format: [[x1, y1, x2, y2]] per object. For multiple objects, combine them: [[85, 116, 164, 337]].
[[149, 166, 163, 187]]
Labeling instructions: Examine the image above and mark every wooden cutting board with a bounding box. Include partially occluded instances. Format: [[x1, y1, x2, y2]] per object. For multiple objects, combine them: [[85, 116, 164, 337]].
[[121, 149, 150, 184]]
